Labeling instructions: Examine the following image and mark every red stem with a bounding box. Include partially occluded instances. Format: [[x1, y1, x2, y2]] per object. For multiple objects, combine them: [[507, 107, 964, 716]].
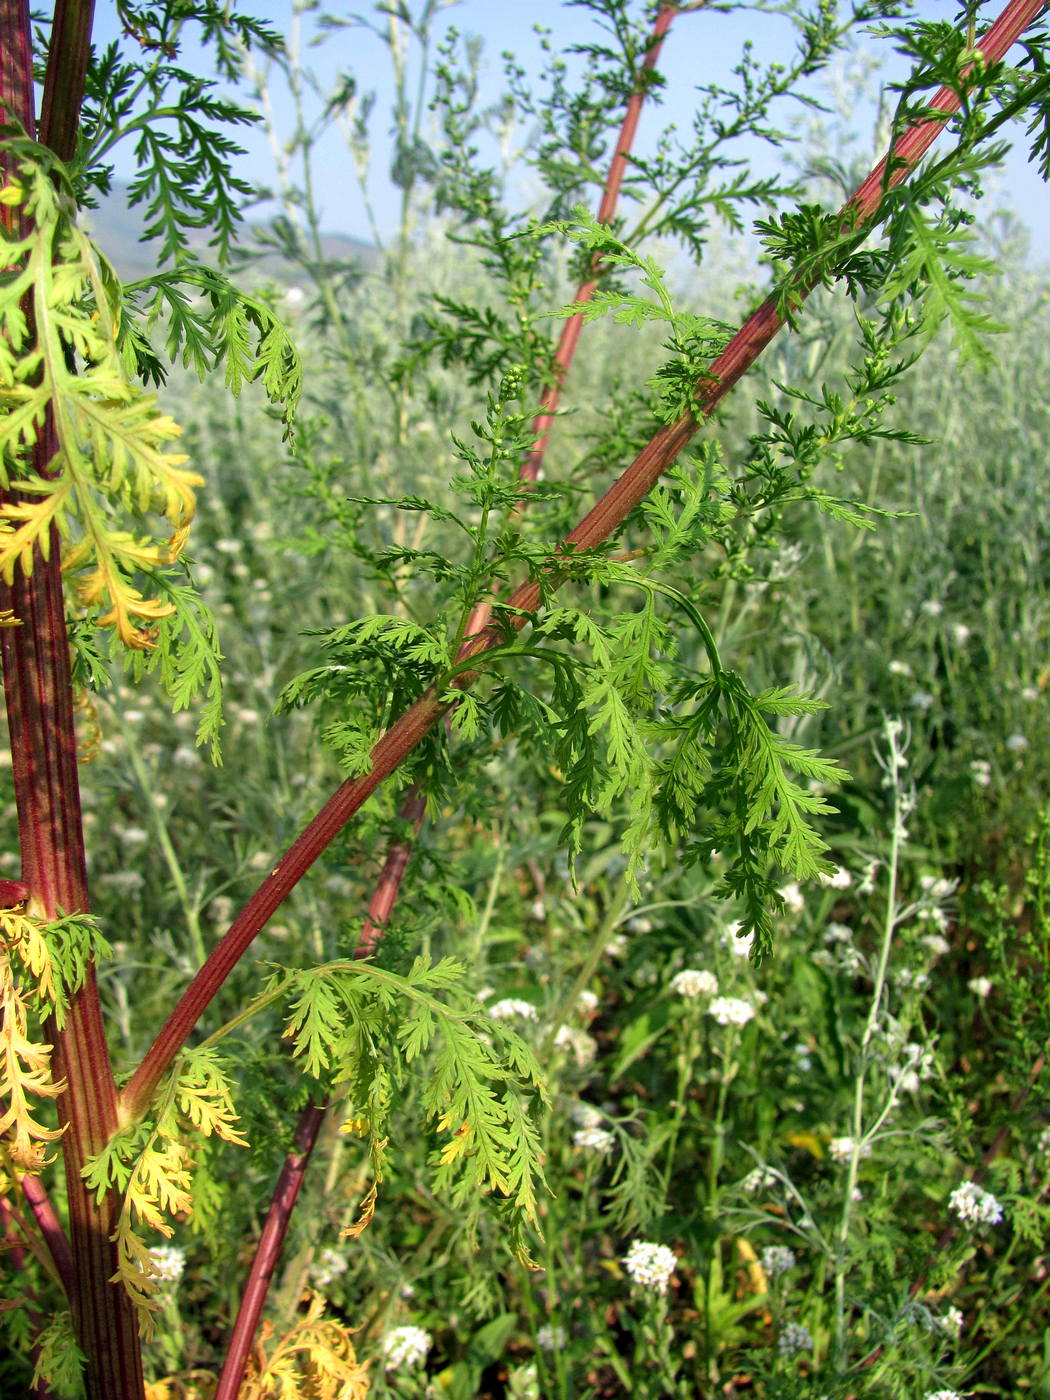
[[21, 1169, 75, 1297], [212, 1102, 328, 1400], [0, 5, 143, 1396], [121, 0, 1042, 1129], [357, 784, 428, 957], [520, 2, 680, 484]]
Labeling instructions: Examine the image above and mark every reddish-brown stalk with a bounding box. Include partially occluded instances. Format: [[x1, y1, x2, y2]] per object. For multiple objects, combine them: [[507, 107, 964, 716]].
[[122, 0, 1044, 1136], [520, 1, 683, 485], [19, 1169, 75, 1297], [0, 4, 145, 1395], [211, 1103, 329, 1400]]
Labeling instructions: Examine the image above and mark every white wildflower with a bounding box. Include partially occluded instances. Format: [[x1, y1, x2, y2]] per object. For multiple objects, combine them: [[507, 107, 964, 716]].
[[554, 1024, 597, 1067], [923, 1391, 963, 1400], [818, 865, 852, 890], [922, 933, 951, 958], [670, 969, 718, 999], [708, 996, 756, 1028], [1022, 685, 1040, 702], [622, 1240, 677, 1293], [949, 1180, 1004, 1226], [149, 1245, 186, 1285], [488, 998, 538, 1021], [939, 1306, 964, 1336], [920, 599, 944, 616], [536, 1323, 567, 1351], [778, 1322, 813, 1355], [760, 1245, 796, 1278], [824, 922, 853, 945], [779, 883, 805, 914], [1037, 1126, 1050, 1155], [1006, 732, 1029, 752], [381, 1325, 433, 1370], [722, 921, 754, 958], [909, 690, 935, 711], [967, 976, 992, 1000], [313, 1246, 347, 1289], [920, 876, 957, 900], [576, 989, 599, 1016], [857, 858, 881, 895], [829, 1137, 871, 1164], [570, 1101, 603, 1130], [742, 1165, 777, 1193], [970, 759, 992, 787], [574, 1126, 615, 1155], [888, 659, 912, 676]]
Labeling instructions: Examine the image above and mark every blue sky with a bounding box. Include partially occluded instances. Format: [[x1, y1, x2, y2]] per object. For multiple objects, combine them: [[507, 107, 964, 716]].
[[88, 1, 1050, 245]]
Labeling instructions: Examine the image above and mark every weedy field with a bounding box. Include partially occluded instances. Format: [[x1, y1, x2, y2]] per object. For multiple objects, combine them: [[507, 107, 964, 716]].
[[0, 2, 1048, 1398]]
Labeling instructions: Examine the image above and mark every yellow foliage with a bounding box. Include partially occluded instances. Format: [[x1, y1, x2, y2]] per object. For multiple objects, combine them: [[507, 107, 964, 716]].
[[238, 1293, 371, 1400], [0, 941, 65, 1170]]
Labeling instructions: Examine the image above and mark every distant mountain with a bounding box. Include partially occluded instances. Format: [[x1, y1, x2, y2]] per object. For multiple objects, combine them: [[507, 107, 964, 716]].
[[81, 182, 380, 283]]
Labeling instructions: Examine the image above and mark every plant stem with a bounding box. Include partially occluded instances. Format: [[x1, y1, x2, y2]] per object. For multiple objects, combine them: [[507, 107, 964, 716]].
[[213, 1101, 328, 1400], [520, 2, 680, 486], [832, 721, 907, 1368], [0, 7, 144, 1395]]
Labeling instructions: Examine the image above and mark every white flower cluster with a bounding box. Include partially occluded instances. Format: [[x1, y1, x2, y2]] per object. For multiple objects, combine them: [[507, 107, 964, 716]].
[[923, 1391, 963, 1400], [779, 883, 805, 914], [818, 865, 852, 890], [574, 1126, 615, 1155], [554, 1024, 598, 1066], [777, 1321, 813, 1355], [741, 1165, 777, 1193], [622, 1240, 677, 1293], [312, 1246, 348, 1289], [536, 1323, 567, 1351], [938, 1305, 964, 1336], [967, 976, 992, 1000], [670, 969, 718, 998], [708, 996, 756, 1028], [829, 1137, 872, 1164], [487, 998, 538, 1021], [970, 758, 992, 788], [571, 1101, 603, 1130], [381, 1325, 433, 1370], [722, 921, 754, 958], [949, 1181, 1004, 1226], [760, 1245, 796, 1278], [148, 1245, 186, 1285]]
